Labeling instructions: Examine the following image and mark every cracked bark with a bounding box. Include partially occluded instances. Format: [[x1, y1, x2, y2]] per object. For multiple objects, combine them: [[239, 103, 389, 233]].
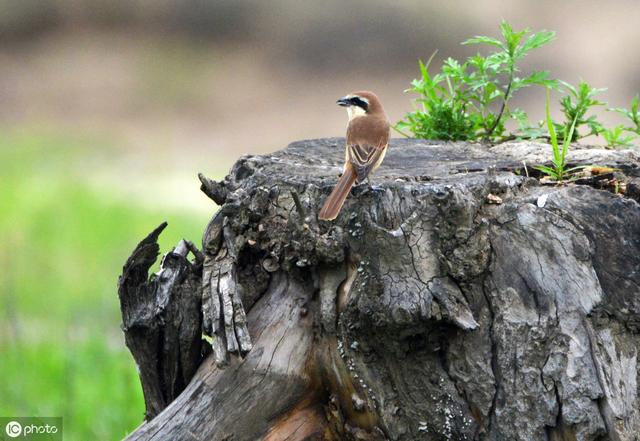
[[119, 139, 640, 440]]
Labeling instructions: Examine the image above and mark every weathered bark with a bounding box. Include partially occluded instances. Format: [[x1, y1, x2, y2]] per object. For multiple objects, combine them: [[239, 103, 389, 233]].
[[119, 138, 640, 440], [118, 223, 205, 420]]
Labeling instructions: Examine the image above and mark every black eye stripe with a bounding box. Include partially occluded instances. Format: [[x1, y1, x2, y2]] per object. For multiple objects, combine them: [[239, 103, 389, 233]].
[[349, 97, 369, 110]]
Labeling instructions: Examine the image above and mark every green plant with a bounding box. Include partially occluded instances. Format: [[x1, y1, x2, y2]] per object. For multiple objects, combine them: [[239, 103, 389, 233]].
[[398, 21, 639, 150], [535, 90, 583, 181], [602, 124, 636, 148], [555, 80, 606, 141], [611, 95, 640, 135], [396, 21, 556, 141], [394, 55, 477, 141], [463, 21, 557, 139]]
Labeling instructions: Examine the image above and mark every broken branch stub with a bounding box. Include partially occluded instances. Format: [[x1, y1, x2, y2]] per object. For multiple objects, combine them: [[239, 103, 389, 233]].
[[118, 223, 204, 420]]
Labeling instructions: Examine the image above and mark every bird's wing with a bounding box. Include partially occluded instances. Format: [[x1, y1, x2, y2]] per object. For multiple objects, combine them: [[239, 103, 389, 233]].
[[347, 143, 385, 183]]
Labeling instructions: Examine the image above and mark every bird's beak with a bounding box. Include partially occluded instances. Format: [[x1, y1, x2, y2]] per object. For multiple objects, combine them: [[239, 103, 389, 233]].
[[336, 96, 351, 107]]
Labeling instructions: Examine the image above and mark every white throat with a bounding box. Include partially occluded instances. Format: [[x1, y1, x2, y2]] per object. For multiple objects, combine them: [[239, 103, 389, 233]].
[[346, 105, 367, 121]]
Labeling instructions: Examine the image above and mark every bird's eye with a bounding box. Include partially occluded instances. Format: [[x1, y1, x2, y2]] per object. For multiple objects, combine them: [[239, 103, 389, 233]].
[[350, 96, 369, 111]]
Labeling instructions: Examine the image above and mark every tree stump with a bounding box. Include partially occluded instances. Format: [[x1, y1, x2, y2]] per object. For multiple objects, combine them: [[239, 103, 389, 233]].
[[119, 138, 640, 441]]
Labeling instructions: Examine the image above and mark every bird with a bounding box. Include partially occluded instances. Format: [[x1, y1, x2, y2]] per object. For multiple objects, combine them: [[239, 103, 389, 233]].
[[318, 91, 390, 221]]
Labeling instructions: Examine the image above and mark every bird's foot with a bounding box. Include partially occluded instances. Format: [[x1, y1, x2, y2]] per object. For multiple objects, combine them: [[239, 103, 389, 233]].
[[352, 181, 369, 196], [353, 183, 385, 196], [368, 184, 385, 194]]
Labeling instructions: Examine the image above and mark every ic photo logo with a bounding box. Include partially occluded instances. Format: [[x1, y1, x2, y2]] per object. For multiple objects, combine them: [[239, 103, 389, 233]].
[[5, 421, 22, 438], [2, 418, 62, 440]]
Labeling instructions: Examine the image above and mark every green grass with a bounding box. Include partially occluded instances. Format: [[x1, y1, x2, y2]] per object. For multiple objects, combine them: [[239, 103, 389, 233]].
[[534, 90, 582, 181], [0, 129, 210, 440]]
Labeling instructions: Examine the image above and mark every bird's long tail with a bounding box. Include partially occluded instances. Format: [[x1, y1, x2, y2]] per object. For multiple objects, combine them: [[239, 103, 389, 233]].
[[318, 166, 357, 221]]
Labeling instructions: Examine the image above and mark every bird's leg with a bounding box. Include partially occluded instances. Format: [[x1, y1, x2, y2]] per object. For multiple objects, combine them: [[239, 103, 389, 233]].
[[366, 177, 385, 194], [351, 177, 369, 196]]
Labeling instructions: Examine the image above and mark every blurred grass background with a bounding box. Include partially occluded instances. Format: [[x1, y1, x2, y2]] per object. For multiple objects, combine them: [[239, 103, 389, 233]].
[[0, 129, 208, 439], [0, 1, 638, 440]]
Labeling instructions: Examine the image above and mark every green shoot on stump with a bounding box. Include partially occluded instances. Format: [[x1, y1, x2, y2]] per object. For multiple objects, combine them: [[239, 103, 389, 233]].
[[534, 90, 583, 181]]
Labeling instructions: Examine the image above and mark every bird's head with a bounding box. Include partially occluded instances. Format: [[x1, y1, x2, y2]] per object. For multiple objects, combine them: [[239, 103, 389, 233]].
[[336, 91, 384, 121]]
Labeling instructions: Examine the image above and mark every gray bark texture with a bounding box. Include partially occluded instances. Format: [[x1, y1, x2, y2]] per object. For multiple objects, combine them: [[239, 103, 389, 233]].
[[119, 138, 640, 441]]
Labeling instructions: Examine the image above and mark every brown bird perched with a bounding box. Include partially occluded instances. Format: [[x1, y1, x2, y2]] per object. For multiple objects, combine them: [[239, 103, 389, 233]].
[[318, 91, 390, 221]]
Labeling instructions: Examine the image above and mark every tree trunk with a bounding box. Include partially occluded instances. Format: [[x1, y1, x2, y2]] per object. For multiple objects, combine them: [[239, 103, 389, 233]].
[[119, 138, 640, 441]]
